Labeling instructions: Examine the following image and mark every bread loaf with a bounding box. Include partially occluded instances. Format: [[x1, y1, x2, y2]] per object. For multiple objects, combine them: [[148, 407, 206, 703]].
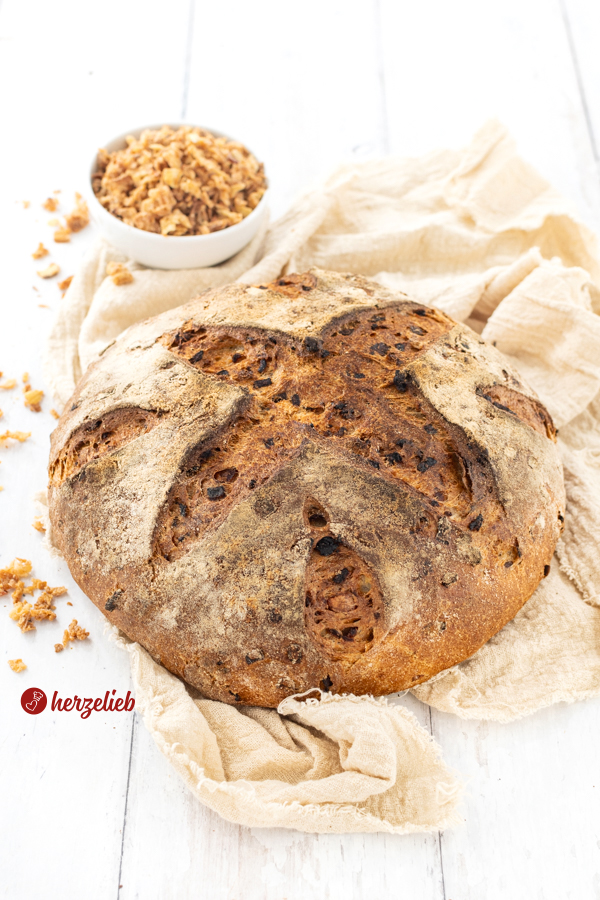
[[48, 268, 565, 707]]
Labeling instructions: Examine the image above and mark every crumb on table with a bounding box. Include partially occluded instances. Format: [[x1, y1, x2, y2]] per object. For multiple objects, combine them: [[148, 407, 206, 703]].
[[63, 619, 89, 645], [22, 375, 43, 412], [0, 430, 30, 444], [32, 243, 49, 259], [50, 408, 60, 419], [37, 263, 60, 279], [24, 389, 44, 412], [58, 276, 73, 293], [8, 659, 26, 672], [43, 197, 59, 212], [65, 193, 89, 232], [10, 599, 55, 631], [53, 228, 71, 244], [32, 518, 46, 533], [2, 559, 68, 632], [0, 559, 31, 594]]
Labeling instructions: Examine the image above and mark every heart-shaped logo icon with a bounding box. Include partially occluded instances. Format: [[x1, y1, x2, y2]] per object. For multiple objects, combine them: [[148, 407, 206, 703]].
[[21, 687, 47, 715]]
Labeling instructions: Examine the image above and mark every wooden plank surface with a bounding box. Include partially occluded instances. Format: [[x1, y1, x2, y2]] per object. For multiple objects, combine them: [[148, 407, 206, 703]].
[[434, 699, 600, 900], [378, 3, 600, 897], [561, 0, 600, 175], [118, 3, 444, 895], [380, 0, 600, 232], [185, 0, 389, 220], [0, 2, 189, 898], [1, 1, 599, 898], [119, 694, 444, 900]]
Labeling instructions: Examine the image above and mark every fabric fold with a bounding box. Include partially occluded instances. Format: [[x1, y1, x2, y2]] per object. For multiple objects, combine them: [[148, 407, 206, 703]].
[[42, 120, 600, 833], [45, 119, 600, 408], [119, 635, 462, 833], [412, 561, 600, 721]]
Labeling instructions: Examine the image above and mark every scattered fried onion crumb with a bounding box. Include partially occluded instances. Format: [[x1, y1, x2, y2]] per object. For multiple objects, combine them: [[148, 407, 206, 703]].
[[0, 556, 31, 594], [53, 227, 71, 243], [106, 262, 134, 286], [50, 408, 60, 419], [22, 373, 43, 412], [43, 197, 59, 212], [8, 659, 26, 672], [54, 643, 64, 653], [32, 518, 46, 533], [0, 379, 16, 390], [32, 243, 49, 259], [37, 263, 60, 279], [10, 600, 54, 631], [8, 602, 35, 631], [22, 201, 30, 209], [0, 558, 32, 593], [65, 193, 89, 232], [63, 619, 89, 645], [0, 430, 30, 444], [3, 558, 67, 632], [58, 275, 73, 293], [24, 389, 44, 412], [67, 601, 73, 606], [92, 125, 266, 236]]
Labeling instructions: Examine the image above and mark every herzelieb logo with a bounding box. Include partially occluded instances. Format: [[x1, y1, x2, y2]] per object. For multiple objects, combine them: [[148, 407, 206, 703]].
[[19, 688, 135, 718], [21, 688, 48, 715], [52, 689, 135, 719]]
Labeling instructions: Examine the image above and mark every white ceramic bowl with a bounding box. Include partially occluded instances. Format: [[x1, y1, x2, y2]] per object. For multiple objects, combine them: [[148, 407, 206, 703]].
[[87, 122, 269, 270]]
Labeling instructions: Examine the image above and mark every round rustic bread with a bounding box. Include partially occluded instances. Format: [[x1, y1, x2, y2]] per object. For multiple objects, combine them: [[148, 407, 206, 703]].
[[48, 268, 565, 707]]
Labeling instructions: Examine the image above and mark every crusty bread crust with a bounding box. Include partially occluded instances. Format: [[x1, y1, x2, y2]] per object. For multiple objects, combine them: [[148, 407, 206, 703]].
[[48, 269, 565, 707]]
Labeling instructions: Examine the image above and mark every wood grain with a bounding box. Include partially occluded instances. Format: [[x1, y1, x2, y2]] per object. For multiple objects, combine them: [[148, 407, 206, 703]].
[[561, 0, 600, 174], [379, 0, 600, 233], [185, 0, 389, 219]]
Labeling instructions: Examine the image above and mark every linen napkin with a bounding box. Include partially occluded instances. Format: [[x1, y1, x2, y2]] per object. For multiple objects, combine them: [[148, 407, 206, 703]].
[[42, 120, 600, 832]]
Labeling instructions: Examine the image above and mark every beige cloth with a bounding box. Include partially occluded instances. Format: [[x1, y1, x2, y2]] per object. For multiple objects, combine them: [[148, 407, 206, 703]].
[[43, 120, 600, 832], [111, 632, 462, 833]]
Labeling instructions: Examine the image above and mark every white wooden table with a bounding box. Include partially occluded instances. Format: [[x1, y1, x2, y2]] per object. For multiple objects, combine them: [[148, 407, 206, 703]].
[[1, 2, 600, 898]]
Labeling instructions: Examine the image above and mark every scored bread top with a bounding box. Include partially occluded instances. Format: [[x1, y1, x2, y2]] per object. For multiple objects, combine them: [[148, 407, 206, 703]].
[[48, 269, 565, 707]]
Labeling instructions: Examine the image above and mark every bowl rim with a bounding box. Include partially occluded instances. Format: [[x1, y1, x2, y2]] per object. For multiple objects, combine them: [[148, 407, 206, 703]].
[[87, 121, 269, 244]]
